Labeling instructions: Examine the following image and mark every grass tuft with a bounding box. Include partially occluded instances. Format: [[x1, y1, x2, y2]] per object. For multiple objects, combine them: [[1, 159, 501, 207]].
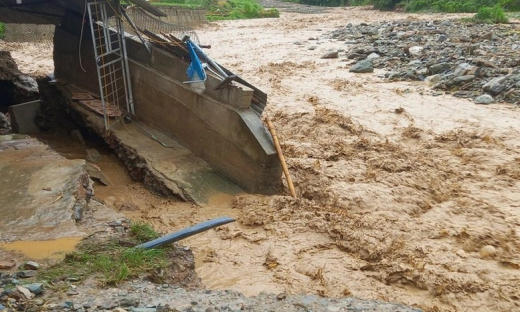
[[130, 221, 161, 243], [39, 222, 168, 286], [474, 5, 509, 23]]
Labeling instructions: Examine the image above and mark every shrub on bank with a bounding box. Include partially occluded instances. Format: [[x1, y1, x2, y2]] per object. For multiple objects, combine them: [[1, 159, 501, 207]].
[[153, 0, 279, 20], [207, 0, 279, 20], [475, 5, 509, 23]]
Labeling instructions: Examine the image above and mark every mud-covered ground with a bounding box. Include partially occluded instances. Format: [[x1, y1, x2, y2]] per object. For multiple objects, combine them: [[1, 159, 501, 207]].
[[90, 6, 520, 312], [2, 4, 520, 312], [192, 5, 520, 312]]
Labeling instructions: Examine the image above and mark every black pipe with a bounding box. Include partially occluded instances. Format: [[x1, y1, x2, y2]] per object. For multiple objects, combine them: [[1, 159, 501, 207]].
[[135, 216, 235, 249]]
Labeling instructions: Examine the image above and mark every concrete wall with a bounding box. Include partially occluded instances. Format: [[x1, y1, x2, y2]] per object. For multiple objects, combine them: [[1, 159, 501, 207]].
[[54, 10, 282, 194]]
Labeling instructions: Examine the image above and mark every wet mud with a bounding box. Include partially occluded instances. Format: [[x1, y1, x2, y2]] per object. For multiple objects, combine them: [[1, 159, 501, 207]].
[[0, 237, 83, 260]]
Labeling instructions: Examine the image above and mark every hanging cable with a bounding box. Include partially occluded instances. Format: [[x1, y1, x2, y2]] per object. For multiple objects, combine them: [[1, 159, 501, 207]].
[[78, 0, 88, 73]]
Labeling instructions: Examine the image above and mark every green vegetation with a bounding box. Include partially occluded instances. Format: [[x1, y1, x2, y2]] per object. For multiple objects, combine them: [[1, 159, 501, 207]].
[[0, 22, 5, 40], [151, 0, 279, 20], [370, 0, 402, 10], [39, 222, 168, 286], [151, 0, 209, 9], [290, 0, 519, 20], [206, 0, 279, 21], [475, 5, 509, 23], [403, 0, 513, 23], [130, 221, 161, 242], [298, 0, 347, 6], [405, 0, 502, 13]]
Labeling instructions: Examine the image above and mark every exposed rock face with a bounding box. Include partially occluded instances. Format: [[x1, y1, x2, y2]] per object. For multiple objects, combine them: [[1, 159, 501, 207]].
[[0, 50, 40, 110], [0, 51, 20, 81]]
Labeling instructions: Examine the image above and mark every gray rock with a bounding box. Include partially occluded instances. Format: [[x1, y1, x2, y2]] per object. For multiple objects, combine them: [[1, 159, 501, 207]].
[[119, 298, 139, 308], [0, 51, 21, 80], [429, 62, 451, 74], [19, 286, 34, 299], [366, 52, 380, 60], [349, 59, 374, 73], [438, 34, 448, 42], [483, 76, 507, 95], [102, 301, 118, 310], [0, 113, 9, 130], [156, 304, 171, 312], [453, 75, 475, 83], [22, 261, 40, 271], [321, 51, 339, 59], [24, 283, 43, 295], [347, 52, 366, 60], [453, 63, 477, 77], [17, 270, 36, 278], [130, 308, 157, 312], [474, 94, 494, 104], [62, 301, 74, 309], [408, 46, 424, 56], [308, 46, 317, 50], [425, 74, 442, 85], [13, 74, 39, 96], [408, 60, 422, 66]]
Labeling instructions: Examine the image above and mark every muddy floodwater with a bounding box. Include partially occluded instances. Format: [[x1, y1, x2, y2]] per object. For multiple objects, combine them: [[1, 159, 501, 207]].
[[2, 5, 520, 312], [0, 237, 82, 260]]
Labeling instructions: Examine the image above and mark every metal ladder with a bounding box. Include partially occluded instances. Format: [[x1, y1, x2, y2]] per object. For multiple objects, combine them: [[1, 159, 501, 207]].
[[87, 0, 134, 130]]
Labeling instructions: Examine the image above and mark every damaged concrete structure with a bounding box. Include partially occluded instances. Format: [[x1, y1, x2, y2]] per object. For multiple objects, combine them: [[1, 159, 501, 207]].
[[0, 0, 282, 204]]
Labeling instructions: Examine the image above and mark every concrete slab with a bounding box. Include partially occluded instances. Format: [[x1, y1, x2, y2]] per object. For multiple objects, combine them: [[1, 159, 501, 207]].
[[111, 122, 243, 204], [0, 134, 87, 242], [8, 100, 41, 134], [60, 87, 243, 205]]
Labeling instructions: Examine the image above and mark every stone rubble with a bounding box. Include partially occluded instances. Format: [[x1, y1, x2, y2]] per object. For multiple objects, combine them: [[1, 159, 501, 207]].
[[325, 20, 520, 105], [0, 260, 423, 312]]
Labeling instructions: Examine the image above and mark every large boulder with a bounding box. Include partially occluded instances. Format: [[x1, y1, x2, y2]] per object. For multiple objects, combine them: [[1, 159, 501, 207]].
[[474, 94, 494, 104], [429, 62, 451, 75], [0, 51, 39, 110], [482, 76, 507, 95], [0, 51, 21, 80], [349, 59, 374, 73]]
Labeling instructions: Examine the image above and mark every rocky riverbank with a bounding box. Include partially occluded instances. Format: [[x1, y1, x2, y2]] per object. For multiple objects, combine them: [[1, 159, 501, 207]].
[[327, 20, 520, 105], [1, 274, 424, 312]]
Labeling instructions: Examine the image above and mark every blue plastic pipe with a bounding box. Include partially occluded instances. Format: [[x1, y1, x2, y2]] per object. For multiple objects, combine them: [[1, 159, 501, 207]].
[[135, 216, 235, 249]]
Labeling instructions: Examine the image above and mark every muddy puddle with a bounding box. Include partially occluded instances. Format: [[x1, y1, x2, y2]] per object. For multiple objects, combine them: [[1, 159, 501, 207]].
[[0, 237, 83, 260], [0, 131, 132, 260]]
